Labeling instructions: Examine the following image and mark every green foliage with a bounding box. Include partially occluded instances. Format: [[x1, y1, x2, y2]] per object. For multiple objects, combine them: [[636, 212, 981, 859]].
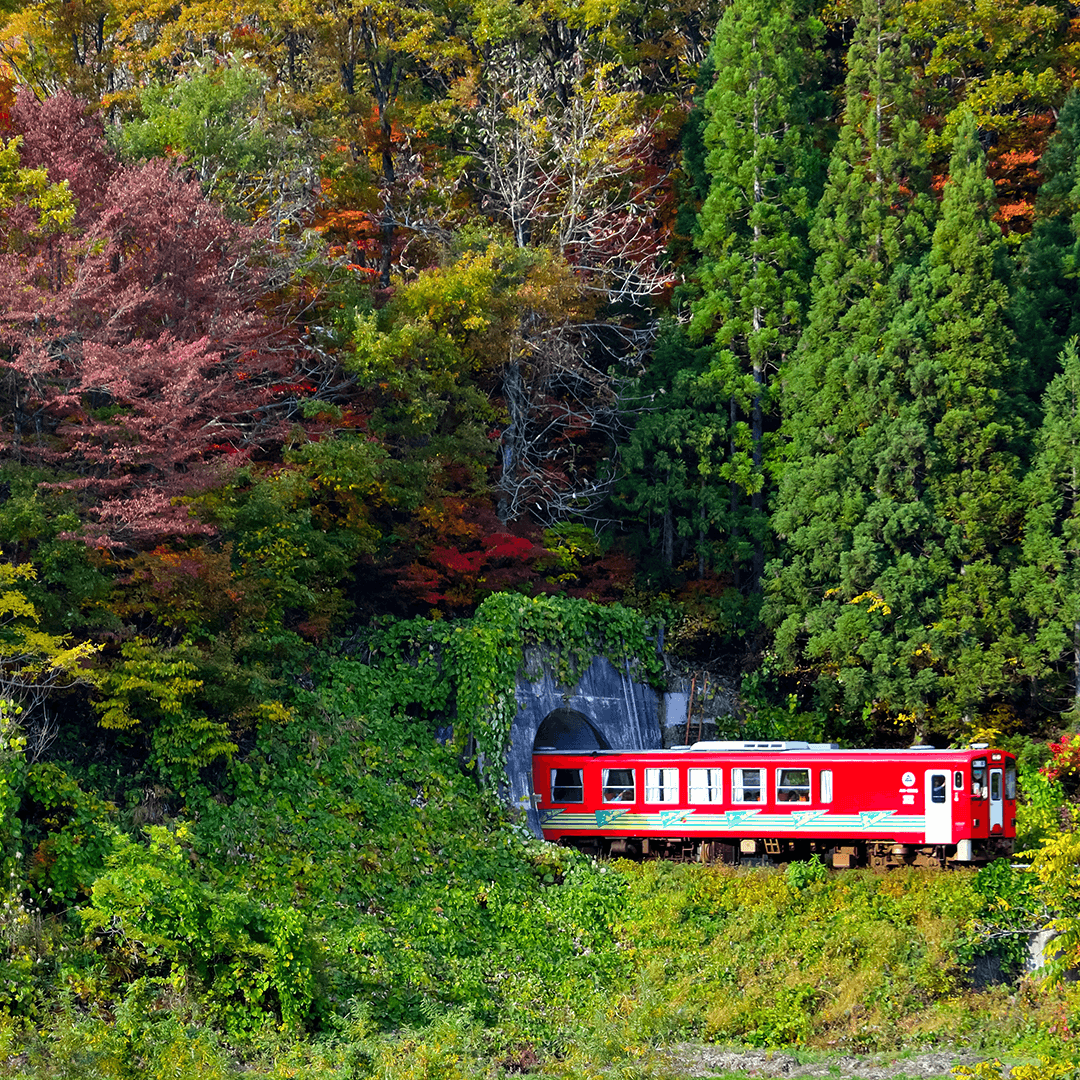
[[954, 1059, 1077, 1080], [687, 0, 824, 595], [769, 95, 1027, 738], [1025, 829, 1080, 986], [82, 824, 316, 1035], [740, 984, 820, 1047], [41, 598, 650, 1049], [615, 862, 966, 1048], [93, 638, 238, 779], [617, 322, 737, 588], [0, 700, 25, 844], [0, 134, 75, 247], [737, 658, 831, 741], [17, 984, 238, 1080], [0, 562, 101, 715], [179, 653, 631, 1036], [112, 59, 298, 218], [8, 0, 1080, 1067], [1011, 92, 1080, 400], [0, 868, 57, 1019], [961, 859, 1046, 974], [0, 469, 115, 635], [188, 465, 369, 636], [784, 854, 827, 891], [768, 0, 936, 731], [21, 762, 119, 903], [343, 240, 579, 519], [346, 595, 662, 768], [1016, 767, 1069, 850], [1016, 340, 1080, 714]]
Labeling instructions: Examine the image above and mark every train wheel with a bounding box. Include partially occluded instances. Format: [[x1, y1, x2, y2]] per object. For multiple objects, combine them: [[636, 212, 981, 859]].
[[608, 838, 641, 860], [868, 844, 890, 871]]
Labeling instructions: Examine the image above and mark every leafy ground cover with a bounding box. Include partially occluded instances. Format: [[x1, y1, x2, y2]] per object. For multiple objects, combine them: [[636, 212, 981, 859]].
[[2, 643, 1079, 1078]]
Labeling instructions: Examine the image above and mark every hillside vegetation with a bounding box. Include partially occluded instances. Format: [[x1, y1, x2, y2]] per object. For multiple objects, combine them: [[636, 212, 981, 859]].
[[5, 0, 1080, 1070], [0, 599, 1076, 1076], [3, 644, 1080, 1077]]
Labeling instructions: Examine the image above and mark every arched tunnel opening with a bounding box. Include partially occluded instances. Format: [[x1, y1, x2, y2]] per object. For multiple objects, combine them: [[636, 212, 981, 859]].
[[532, 707, 611, 752]]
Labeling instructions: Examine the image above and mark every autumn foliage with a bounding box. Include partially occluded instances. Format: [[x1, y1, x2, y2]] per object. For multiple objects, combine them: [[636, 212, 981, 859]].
[[0, 92, 304, 548]]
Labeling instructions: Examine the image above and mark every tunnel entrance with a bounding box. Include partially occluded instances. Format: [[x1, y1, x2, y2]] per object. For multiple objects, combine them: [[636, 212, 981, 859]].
[[533, 707, 611, 752]]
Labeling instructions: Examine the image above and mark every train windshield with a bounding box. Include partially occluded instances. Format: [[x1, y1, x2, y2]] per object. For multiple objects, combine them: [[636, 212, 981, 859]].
[[1005, 764, 1017, 800], [971, 758, 987, 798]]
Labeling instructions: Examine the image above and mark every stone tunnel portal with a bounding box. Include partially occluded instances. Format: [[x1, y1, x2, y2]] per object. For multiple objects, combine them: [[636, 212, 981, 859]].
[[532, 707, 611, 752]]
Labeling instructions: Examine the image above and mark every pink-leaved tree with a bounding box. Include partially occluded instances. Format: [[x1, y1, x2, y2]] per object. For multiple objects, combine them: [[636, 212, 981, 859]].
[[0, 91, 308, 548]]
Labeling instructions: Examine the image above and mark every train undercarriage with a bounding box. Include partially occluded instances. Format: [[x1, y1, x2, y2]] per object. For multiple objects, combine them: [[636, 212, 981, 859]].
[[558, 835, 1011, 869]]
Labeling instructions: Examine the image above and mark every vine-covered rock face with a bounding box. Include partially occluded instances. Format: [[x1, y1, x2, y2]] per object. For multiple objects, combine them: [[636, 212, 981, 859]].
[[506, 654, 662, 837], [446, 592, 665, 769], [313, 594, 664, 833]]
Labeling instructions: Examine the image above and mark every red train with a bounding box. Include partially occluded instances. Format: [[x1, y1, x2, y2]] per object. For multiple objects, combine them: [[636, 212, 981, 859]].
[[532, 741, 1017, 868]]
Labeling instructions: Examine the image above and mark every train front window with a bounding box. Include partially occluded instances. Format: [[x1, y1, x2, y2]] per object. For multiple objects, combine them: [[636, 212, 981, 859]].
[[1005, 765, 1017, 800], [971, 758, 987, 798], [732, 768, 762, 803], [777, 768, 811, 803], [931, 774, 947, 804], [602, 768, 636, 803], [689, 768, 723, 804], [551, 768, 583, 803], [645, 768, 679, 804], [990, 770, 1002, 801]]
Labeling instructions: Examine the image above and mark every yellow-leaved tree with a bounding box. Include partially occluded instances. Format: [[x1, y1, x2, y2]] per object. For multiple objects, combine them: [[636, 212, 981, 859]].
[[0, 563, 100, 761]]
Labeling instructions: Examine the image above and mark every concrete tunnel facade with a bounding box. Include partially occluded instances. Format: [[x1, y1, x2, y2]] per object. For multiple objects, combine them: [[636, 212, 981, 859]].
[[504, 654, 662, 838]]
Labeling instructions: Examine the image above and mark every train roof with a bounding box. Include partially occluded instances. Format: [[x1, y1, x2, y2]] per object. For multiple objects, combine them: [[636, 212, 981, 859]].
[[533, 741, 1011, 756]]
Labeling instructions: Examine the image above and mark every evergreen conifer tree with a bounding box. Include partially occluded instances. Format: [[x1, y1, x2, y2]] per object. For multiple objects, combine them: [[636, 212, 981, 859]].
[[1016, 339, 1080, 717], [767, 0, 934, 733], [689, 0, 823, 593], [918, 111, 1027, 723], [1012, 89, 1080, 405], [617, 325, 730, 579], [769, 47, 1024, 734]]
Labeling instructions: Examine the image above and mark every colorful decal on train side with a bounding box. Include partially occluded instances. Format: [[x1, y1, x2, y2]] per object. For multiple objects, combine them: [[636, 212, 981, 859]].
[[538, 807, 928, 832]]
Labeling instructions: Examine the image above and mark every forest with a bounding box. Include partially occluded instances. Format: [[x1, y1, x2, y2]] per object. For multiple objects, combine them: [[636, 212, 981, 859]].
[[4, 0, 1080, 1073]]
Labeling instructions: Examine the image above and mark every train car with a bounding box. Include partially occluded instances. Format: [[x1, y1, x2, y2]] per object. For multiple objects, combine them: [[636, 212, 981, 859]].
[[532, 741, 1017, 868]]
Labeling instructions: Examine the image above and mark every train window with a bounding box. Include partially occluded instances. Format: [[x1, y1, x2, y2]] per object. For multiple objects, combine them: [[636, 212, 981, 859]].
[[645, 768, 679, 803], [732, 768, 762, 803], [689, 768, 723, 804], [1005, 765, 1017, 800], [602, 768, 636, 803], [971, 758, 987, 798], [551, 769, 583, 803], [776, 768, 810, 803], [931, 774, 947, 804], [954, 771, 964, 790], [819, 769, 833, 804], [990, 770, 1002, 801]]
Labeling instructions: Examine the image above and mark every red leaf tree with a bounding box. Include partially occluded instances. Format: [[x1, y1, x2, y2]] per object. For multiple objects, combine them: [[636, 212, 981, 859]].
[[0, 92, 305, 548]]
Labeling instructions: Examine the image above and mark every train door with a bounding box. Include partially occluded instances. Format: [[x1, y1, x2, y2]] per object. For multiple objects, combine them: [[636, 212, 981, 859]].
[[924, 770, 951, 843], [989, 767, 1004, 834]]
